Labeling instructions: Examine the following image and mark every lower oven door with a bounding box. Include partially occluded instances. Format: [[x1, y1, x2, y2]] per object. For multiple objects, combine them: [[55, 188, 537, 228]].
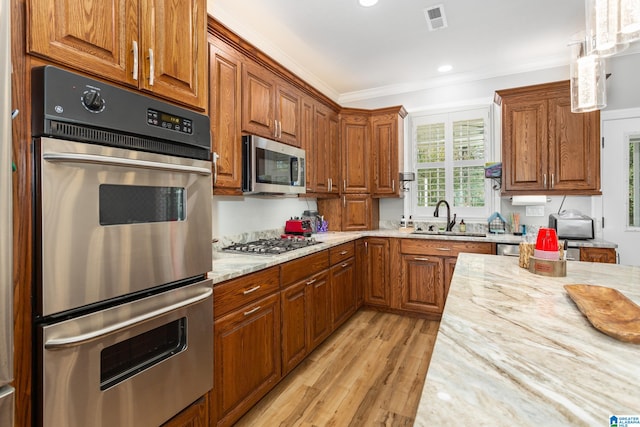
[[36, 137, 213, 316], [39, 279, 213, 427]]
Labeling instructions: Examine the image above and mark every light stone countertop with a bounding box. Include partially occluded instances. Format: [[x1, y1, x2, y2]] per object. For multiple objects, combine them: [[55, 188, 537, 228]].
[[209, 230, 617, 285], [414, 253, 640, 427]]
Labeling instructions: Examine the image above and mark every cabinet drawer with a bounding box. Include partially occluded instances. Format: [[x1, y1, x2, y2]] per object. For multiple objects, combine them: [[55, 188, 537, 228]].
[[329, 241, 356, 264], [214, 267, 280, 318], [400, 239, 494, 257], [281, 250, 329, 287]]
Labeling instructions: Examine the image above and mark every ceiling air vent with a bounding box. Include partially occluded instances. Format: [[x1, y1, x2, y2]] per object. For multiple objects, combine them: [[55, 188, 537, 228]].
[[424, 4, 447, 31]]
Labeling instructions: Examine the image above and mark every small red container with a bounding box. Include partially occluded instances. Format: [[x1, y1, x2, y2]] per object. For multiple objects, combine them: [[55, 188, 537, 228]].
[[536, 228, 558, 251]]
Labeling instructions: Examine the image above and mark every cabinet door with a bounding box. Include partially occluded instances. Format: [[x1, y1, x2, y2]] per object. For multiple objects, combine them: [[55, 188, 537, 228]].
[[580, 247, 616, 263], [443, 257, 457, 304], [276, 84, 302, 147], [343, 195, 379, 231], [28, 0, 137, 86], [140, 0, 207, 110], [242, 62, 276, 138], [329, 113, 341, 194], [371, 113, 399, 196], [301, 97, 316, 192], [162, 394, 209, 427], [313, 104, 339, 194], [308, 270, 332, 350], [341, 113, 370, 193], [330, 258, 356, 329], [281, 281, 309, 375], [548, 96, 600, 192], [502, 98, 549, 192], [400, 254, 444, 315], [364, 238, 391, 307], [209, 40, 243, 194], [214, 293, 281, 427]]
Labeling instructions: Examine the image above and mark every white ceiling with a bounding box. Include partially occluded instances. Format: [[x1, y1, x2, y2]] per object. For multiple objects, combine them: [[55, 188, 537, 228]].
[[208, 0, 588, 102]]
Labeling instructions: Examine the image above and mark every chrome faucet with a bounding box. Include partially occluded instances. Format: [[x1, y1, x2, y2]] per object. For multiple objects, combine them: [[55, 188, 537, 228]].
[[433, 200, 457, 231]]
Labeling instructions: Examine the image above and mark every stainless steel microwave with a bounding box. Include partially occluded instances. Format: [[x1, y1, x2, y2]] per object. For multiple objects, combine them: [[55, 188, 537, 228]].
[[242, 135, 306, 195]]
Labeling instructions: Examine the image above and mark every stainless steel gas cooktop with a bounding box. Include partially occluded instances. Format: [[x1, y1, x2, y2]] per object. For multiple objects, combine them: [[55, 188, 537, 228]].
[[222, 236, 320, 255]]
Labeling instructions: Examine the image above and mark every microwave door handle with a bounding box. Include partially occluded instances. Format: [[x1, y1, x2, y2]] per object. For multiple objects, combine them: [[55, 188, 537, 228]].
[[44, 287, 213, 349], [290, 157, 298, 184], [43, 152, 212, 176]]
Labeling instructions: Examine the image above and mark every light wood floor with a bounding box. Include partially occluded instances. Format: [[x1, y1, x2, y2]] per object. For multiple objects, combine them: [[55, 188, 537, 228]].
[[234, 309, 440, 427]]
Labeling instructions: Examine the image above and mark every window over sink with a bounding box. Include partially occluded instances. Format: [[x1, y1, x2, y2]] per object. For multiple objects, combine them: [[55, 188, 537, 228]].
[[408, 106, 494, 221]]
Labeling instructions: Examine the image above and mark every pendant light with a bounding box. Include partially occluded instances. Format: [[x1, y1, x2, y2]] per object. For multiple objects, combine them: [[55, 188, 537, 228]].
[[570, 40, 607, 113], [585, 0, 628, 56], [619, 0, 640, 43]]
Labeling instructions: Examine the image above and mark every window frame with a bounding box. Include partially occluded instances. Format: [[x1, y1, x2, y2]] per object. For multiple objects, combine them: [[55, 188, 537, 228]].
[[405, 105, 496, 222]]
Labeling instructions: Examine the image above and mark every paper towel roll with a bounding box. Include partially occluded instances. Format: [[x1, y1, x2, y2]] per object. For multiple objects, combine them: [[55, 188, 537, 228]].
[[511, 195, 547, 206]]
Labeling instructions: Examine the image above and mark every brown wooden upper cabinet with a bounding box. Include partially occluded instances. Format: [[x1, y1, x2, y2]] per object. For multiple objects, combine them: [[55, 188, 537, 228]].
[[497, 81, 600, 195], [28, 0, 208, 111], [370, 106, 407, 197], [341, 110, 371, 194], [209, 38, 243, 195], [312, 103, 340, 194], [241, 61, 302, 147]]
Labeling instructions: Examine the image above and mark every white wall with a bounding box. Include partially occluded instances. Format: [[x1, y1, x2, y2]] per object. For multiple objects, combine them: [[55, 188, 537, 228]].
[[212, 196, 317, 238]]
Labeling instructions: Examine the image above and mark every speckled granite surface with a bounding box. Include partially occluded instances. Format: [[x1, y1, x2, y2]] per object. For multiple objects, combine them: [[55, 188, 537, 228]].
[[414, 253, 640, 427]]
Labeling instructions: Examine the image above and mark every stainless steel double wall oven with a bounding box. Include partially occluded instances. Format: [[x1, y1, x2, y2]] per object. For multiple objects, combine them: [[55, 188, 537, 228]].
[[32, 66, 213, 427]]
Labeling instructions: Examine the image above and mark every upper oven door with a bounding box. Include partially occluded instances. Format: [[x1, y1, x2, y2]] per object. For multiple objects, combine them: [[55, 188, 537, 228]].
[[36, 137, 213, 317]]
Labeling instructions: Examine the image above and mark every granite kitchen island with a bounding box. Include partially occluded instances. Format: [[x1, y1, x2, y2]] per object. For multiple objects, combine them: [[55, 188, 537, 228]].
[[414, 253, 639, 427]]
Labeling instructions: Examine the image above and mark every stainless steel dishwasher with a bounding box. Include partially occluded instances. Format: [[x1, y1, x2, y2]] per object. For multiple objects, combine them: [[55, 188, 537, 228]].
[[495, 243, 580, 261]]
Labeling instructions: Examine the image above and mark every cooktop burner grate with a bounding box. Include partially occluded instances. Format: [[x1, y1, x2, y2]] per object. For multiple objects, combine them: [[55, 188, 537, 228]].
[[222, 237, 320, 255]]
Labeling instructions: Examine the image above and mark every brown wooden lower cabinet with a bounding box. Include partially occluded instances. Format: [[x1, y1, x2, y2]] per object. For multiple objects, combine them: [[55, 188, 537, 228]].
[[213, 293, 281, 427], [362, 237, 391, 308], [400, 254, 445, 315], [580, 247, 617, 263], [307, 269, 332, 350], [162, 393, 209, 427], [330, 257, 356, 329]]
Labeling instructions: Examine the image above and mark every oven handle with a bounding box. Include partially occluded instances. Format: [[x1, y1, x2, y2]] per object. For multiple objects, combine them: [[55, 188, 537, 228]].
[[44, 287, 213, 349], [43, 152, 212, 176]]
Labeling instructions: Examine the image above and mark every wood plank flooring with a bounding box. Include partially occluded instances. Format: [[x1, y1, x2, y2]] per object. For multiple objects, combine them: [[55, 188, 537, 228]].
[[234, 309, 440, 427]]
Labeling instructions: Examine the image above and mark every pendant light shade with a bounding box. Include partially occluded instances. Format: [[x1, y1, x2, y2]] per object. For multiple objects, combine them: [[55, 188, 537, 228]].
[[570, 41, 607, 113], [586, 0, 628, 56], [619, 0, 640, 43]]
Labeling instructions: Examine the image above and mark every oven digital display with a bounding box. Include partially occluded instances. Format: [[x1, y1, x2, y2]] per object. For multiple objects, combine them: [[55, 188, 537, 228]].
[[147, 108, 193, 134]]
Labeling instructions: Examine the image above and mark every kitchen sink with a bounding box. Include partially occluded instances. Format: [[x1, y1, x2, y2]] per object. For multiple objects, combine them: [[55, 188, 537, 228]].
[[411, 230, 487, 238]]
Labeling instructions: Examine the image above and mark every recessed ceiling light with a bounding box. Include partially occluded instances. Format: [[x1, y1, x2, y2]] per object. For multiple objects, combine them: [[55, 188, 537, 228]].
[[359, 0, 378, 7], [438, 64, 453, 73]]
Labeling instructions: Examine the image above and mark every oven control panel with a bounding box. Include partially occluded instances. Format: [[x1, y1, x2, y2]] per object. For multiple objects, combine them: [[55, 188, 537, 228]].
[[147, 109, 193, 134]]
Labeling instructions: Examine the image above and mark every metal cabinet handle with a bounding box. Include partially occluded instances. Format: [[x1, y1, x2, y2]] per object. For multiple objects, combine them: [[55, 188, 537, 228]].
[[243, 285, 261, 295], [343, 180, 346, 191], [543, 173, 547, 188], [132, 40, 139, 80], [328, 178, 332, 192], [343, 196, 346, 208], [340, 250, 348, 255], [44, 287, 212, 349], [274, 120, 278, 138], [306, 279, 317, 285], [148, 48, 155, 86], [436, 247, 452, 252], [551, 173, 555, 189], [243, 306, 261, 316], [414, 257, 430, 261], [212, 152, 219, 184], [43, 152, 212, 175], [341, 263, 349, 268], [392, 180, 395, 192]]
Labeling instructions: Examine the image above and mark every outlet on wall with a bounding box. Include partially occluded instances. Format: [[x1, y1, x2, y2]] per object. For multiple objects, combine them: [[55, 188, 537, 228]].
[[525, 205, 545, 217]]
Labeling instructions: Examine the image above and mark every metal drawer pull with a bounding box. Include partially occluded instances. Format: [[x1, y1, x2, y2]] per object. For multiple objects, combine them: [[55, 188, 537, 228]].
[[306, 279, 317, 285], [341, 263, 349, 268], [43, 152, 212, 175], [44, 288, 213, 349], [436, 247, 452, 252], [340, 250, 348, 255], [148, 48, 155, 86], [415, 257, 430, 261], [243, 285, 261, 295], [244, 306, 261, 316], [132, 40, 139, 80]]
